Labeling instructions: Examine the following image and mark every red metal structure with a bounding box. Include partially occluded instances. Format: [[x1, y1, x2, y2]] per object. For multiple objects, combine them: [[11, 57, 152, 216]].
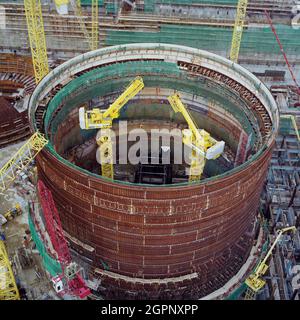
[[38, 180, 90, 299], [265, 10, 300, 95]]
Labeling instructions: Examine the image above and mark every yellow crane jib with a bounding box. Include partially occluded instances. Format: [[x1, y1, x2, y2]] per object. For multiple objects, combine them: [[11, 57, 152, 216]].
[[24, 0, 49, 84], [71, 0, 93, 51], [245, 226, 297, 293], [78, 76, 144, 180], [79, 76, 145, 130], [0, 241, 20, 300], [167, 93, 225, 182], [230, 0, 248, 63], [91, 0, 99, 51], [68, 0, 98, 51], [0, 132, 48, 192]]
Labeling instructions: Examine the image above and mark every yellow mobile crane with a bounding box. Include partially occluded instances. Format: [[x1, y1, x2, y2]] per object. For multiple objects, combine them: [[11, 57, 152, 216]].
[[244, 226, 297, 299], [0, 241, 20, 300], [167, 93, 225, 182], [79, 76, 145, 179], [230, 0, 248, 63]]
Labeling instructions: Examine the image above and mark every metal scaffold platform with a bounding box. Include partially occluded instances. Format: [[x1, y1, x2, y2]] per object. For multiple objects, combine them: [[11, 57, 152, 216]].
[[257, 110, 300, 300]]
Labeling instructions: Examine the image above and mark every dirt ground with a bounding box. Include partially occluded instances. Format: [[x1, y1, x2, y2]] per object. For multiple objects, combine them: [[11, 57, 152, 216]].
[[0, 142, 59, 300]]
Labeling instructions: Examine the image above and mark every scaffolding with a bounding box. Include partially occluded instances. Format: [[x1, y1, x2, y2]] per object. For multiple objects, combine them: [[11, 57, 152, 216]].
[[232, 114, 300, 300], [28, 210, 62, 277], [144, 0, 239, 11], [258, 114, 300, 300], [106, 24, 300, 56]]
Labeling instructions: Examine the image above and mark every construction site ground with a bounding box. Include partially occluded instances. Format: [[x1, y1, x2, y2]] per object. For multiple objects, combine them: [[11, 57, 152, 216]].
[[0, 141, 58, 300]]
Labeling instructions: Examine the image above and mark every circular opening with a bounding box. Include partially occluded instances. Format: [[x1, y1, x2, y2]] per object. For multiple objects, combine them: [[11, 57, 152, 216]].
[[31, 44, 277, 187], [60, 94, 237, 185]]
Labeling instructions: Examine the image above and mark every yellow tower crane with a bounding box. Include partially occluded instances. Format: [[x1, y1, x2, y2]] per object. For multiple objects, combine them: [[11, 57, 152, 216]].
[[70, 0, 99, 51], [24, 0, 49, 84], [72, 0, 93, 50], [167, 93, 225, 182], [25, 0, 98, 82], [0, 132, 48, 193], [230, 0, 248, 63], [79, 76, 145, 179], [0, 240, 20, 300], [91, 0, 99, 50], [244, 226, 297, 299]]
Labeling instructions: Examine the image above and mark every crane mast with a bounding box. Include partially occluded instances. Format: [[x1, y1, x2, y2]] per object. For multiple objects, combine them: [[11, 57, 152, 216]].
[[25, 0, 99, 83], [24, 0, 49, 84], [70, 0, 92, 50], [230, 0, 248, 63], [167, 93, 225, 182], [91, 0, 99, 50], [67, 0, 99, 51], [0, 241, 20, 300]]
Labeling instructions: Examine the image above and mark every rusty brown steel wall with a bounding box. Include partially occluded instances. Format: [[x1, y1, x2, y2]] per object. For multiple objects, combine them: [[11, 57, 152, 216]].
[[0, 53, 34, 76], [29, 44, 279, 299], [36, 138, 274, 299], [0, 96, 29, 147], [0, 54, 34, 147]]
